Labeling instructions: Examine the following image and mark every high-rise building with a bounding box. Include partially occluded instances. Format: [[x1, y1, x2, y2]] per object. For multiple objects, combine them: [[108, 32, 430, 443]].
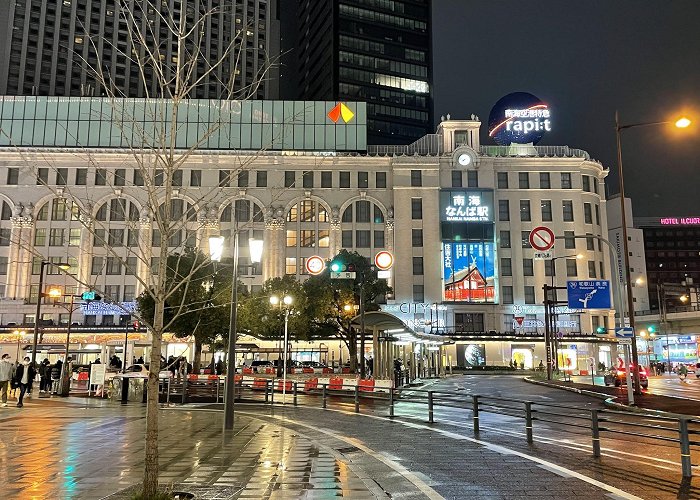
[[0, 0, 280, 99], [297, 0, 432, 145]]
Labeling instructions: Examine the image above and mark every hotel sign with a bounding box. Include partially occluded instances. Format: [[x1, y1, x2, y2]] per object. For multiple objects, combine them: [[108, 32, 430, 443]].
[[660, 217, 700, 225]]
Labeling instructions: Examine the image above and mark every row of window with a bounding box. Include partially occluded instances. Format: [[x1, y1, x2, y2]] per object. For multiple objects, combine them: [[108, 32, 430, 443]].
[[498, 199, 601, 225], [7, 168, 393, 190], [500, 257, 604, 279], [497, 171, 598, 192]]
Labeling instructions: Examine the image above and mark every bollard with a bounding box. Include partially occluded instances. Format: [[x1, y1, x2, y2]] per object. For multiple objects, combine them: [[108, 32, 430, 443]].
[[354, 385, 360, 413], [265, 379, 270, 403], [679, 418, 692, 478], [428, 391, 434, 423], [270, 379, 275, 405], [166, 377, 171, 405], [591, 409, 601, 458], [181, 375, 187, 404], [322, 384, 327, 409], [472, 395, 480, 433], [525, 402, 533, 444], [389, 387, 395, 418], [293, 382, 298, 406], [215, 378, 220, 404]]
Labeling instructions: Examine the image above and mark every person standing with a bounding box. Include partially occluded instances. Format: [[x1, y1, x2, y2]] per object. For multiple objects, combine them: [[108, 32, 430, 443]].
[[14, 356, 36, 407], [51, 359, 63, 394], [39, 358, 51, 393], [0, 353, 14, 407]]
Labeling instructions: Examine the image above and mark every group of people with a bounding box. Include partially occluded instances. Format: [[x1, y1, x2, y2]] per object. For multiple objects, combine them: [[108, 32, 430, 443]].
[[166, 355, 193, 378], [0, 354, 69, 408]]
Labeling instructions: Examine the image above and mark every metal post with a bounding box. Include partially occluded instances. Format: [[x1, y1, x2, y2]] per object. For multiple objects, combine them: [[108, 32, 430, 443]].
[[525, 402, 533, 443], [359, 281, 366, 378], [354, 385, 360, 413], [282, 309, 289, 404], [265, 378, 270, 403], [181, 374, 187, 404], [472, 395, 480, 433], [389, 387, 394, 418], [659, 283, 671, 370], [166, 377, 171, 405], [615, 112, 641, 395], [591, 409, 601, 457], [215, 378, 220, 403], [293, 381, 298, 406], [543, 285, 552, 380], [322, 383, 327, 409], [623, 344, 634, 405], [59, 294, 75, 396], [428, 390, 434, 423], [30, 261, 47, 367], [270, 379, 275, 405], [679, 417, 692, 478], [223, 225, 240, 430]]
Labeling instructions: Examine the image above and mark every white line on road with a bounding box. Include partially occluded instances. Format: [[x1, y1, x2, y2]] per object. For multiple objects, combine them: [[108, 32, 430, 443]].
[[310, 406, 645, 500]]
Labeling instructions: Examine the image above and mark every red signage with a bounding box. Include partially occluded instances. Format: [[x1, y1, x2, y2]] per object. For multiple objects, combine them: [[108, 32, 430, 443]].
[[529, 226, 555, 251]]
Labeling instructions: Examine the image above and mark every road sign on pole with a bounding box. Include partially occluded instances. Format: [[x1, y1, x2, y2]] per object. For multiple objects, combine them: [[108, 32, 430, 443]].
[[330, 271, 356, 279], [615, 327, 634, 338], [529, 226, 555, 252], [566, 280, 612, 309]]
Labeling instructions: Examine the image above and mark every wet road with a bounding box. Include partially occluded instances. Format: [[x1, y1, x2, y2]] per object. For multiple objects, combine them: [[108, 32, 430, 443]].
[[573, 373, 700, 402]]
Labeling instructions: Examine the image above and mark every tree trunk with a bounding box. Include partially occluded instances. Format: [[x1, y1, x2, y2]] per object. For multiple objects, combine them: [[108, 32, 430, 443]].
[[347, 330, 358, 373], [193, 338, 203, 374], [143, 299, 164, 498]]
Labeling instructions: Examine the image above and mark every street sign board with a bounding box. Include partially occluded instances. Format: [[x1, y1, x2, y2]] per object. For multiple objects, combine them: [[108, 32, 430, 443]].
[[566, 280, 611, 309], [305, 255, 325, 275], [529, 226, 555, 251], [618, 338, 632, 345], [615, 327, 634, 338], [331, 271, 356, 279], [534, 250, 553, 260]]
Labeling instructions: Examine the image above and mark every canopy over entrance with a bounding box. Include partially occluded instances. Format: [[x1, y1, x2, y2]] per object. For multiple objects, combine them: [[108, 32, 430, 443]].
[[351, 311, 453, 345]]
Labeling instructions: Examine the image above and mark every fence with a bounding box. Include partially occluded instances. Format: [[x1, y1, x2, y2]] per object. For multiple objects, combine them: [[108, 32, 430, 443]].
[[156, 377, 700, 478]]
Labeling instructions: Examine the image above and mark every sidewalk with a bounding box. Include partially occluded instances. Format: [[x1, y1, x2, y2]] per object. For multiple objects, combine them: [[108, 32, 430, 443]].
[[526, 377, 700, 416], [0, 397, 390, 499]]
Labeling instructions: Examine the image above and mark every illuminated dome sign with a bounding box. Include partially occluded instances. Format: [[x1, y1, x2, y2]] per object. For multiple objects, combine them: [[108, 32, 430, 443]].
[[488, 92, 551, 145]]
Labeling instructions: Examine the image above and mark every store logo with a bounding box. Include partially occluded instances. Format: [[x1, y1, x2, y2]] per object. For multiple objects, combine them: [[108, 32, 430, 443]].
[[488, 92, 552, 146], [327, 102, 355, 123]]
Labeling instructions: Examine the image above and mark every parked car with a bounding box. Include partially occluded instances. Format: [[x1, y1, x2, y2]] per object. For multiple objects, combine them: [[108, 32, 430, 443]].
[[301, 361, 327, 369], [111, 364, 170, 379], [250, 360, 274, 372], [604, 364, 648, 389]]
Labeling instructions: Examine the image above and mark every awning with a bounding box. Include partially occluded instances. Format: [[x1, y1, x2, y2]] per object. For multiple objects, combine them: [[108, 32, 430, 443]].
[[350, 311, 453, 345]]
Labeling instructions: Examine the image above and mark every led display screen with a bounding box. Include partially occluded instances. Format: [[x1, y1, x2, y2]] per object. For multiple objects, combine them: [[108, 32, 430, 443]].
[[443, 241, 496, 303]]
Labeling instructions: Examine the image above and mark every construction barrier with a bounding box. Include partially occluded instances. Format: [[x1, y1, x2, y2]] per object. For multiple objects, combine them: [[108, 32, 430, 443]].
[[276, 379, 293, 392], [303, 378, 318, 391], [358, 379, 375, 392], [328, 377, 345, 390], [374, 379, 394, 393]]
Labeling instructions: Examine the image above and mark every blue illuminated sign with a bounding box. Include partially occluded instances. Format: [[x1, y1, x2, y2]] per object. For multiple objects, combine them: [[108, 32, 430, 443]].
[[566, 281, 611, 310], [488, 92, 551, 146], [443, 242, 496, 303]]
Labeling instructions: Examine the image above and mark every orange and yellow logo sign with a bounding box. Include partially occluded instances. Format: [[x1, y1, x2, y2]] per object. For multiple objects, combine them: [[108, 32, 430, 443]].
[[327, 102, 355, 123]]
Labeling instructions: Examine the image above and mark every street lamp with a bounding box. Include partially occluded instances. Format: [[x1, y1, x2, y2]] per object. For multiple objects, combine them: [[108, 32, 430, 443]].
[[209, 233, 263, 431], [31, 260, 71, 366], [270, 294, 293, 404], [13, 330, 25, 363], [615, 112, 691, 394]]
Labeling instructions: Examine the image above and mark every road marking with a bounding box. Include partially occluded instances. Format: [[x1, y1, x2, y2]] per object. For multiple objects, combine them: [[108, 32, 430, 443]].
[[242, 411, 444, 500], [307, 406, 645, 500]]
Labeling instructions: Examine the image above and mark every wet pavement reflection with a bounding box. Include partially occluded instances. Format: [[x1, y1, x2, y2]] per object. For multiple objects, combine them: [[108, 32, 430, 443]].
[[0, 395, 379, 499]]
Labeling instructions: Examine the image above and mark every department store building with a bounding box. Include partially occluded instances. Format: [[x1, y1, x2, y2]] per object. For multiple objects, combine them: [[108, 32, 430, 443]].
[[0, 97, 615, 369]]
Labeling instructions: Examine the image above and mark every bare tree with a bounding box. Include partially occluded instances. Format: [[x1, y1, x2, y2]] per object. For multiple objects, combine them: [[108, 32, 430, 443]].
[[3, 2, 282, 498]]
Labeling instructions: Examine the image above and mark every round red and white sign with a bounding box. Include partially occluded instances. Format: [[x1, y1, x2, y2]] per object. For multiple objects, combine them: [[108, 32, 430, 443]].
[[529, 226, 555, 251], [305, 255, 325, 275], [374, 251, 394, 270]]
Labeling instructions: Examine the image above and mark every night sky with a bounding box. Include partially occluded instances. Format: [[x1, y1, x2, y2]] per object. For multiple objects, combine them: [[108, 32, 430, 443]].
[[432, 1, 700, 216]]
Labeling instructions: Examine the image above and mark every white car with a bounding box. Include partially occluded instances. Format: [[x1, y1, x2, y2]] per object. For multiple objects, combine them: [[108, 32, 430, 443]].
[[111, 364, 171, 379]]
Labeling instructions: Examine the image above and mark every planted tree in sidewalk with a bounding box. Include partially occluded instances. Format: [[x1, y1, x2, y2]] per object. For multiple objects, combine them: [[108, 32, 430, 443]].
[[3, 2, 279, 498], [303, 250, 391, 372]]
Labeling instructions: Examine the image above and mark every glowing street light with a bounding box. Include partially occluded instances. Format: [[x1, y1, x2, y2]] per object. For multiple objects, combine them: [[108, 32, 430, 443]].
[[676, 117, 692, 128], [270, 294, 293, 404]]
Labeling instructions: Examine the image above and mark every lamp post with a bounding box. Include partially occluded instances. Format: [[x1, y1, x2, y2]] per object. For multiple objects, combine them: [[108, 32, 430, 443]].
[[270, 294, 293, 404], [13, 330, 25, 363], [209, 233, 263, 431], [615, 112, 691, 394], [31, 260, 71, 366]]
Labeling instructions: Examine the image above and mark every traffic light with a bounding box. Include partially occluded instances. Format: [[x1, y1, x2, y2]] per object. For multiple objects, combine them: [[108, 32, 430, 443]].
[[81, 291, 102, 301], [131, 321, 140, 331], [330, 260, 356, 273], [647, 325, 656, 334], [596, 326, 606, 334]]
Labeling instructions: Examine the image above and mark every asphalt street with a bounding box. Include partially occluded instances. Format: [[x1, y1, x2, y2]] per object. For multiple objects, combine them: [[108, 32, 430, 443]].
[[572, 373, 700, 403]]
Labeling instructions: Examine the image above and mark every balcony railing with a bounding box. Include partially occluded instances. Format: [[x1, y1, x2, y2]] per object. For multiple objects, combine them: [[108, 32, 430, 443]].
[[479, 145, 593, 160], [366, 134, 443, 156]]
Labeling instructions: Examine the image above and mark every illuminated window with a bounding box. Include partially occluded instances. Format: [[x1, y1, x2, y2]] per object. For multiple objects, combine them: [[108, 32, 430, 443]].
[[286, 231, 297, 247], [285, 258, 296, 275]]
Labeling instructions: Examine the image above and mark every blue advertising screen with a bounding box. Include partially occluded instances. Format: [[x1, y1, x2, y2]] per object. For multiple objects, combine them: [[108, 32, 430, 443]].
[[443, 242, 496, 303]]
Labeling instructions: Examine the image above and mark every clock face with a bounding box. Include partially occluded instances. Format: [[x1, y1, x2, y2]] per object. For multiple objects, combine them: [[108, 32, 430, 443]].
[[458, 153, 471, 166]]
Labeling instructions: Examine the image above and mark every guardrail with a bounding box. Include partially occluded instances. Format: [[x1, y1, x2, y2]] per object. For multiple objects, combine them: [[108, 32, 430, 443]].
[[156, 377, 700, 478]]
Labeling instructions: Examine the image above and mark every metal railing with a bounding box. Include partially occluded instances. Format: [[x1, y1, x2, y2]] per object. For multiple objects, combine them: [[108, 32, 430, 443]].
[[156, 378, 700, 478], [479, 145, 594, 160], [366, 134, 444, 156]]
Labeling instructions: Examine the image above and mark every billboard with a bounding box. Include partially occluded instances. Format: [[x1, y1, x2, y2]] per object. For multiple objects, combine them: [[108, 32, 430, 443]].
[[443, 242, 496, 302], [456, 344, 487, 368], [488, 92, 551, 145]]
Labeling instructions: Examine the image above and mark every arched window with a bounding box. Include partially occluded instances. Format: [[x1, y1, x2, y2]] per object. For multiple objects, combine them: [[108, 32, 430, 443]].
[[285, 200, 330, 277], [340, 201, 386, 253]]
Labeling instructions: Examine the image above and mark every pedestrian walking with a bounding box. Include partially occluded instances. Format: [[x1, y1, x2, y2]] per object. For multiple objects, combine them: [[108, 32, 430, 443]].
[[13, 356, 36, 407], [0, 353, 14, 407], [39, 358, 51, 393]]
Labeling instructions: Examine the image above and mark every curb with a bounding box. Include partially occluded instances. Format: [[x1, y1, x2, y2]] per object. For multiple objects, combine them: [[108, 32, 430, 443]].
[[523, 376, 610, 400]]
